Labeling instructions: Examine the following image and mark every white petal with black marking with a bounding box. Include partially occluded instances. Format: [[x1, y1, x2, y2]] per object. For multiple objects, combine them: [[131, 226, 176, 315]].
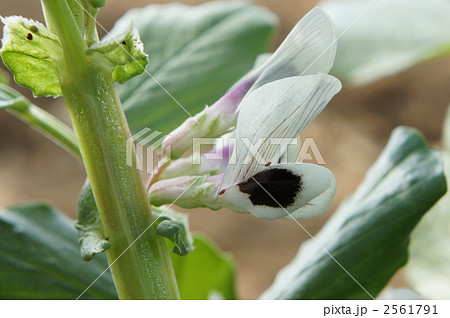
[[218, 163, 336, 220], [221, 73, 341, 189]]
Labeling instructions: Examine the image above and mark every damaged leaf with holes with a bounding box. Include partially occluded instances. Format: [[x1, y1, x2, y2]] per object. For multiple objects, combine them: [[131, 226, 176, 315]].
[[86, 26, 148, 84], [0, 16, 62, 96]]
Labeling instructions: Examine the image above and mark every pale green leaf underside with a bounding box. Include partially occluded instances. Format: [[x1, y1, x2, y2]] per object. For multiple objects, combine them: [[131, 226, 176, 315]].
[[261, 126, 446, 299], [377, 288, 421, 300], [405, 108, 450, 299], [321, 0, 450, 86], [113, 1, 278, 134], [0, 203, 117, 299], [405, 185, 450, 300], [1, 16, 62, 96]]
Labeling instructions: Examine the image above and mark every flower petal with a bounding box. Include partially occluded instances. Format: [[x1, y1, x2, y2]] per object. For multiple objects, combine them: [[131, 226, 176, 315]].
[[250, 7, 337, 92], [218, 163, 336, 220], [221, 73, 341, 189], [161, 78, 254, 159], [160, 136, 235, 179], [161, 7, 337, 159]]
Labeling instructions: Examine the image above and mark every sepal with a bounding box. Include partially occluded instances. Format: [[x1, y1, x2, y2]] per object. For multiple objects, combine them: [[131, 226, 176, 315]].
[[149, 175, 223, 210]]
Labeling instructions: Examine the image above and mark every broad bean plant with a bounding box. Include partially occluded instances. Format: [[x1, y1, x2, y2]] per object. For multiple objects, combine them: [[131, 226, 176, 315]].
[[0, 0, 447, 300]]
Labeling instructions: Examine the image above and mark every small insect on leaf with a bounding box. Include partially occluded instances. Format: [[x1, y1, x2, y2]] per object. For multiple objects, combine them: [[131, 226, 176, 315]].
[[26, 33, 33, 40]]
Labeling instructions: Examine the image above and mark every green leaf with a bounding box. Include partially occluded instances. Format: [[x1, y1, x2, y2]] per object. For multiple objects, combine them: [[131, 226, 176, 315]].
[[112, 1, 277, 134], [0, 203, 118, 299], [261, 126, 447, 299], [404, 179, 450, 299], [75, 180, 110, 261], [153, 207, 194, 256], [405, 108, 450, 299], [1, 16, 62, 96], [320, 0, 450, 86], [87, 26, 148, 84], [171, 234, 237, 300]]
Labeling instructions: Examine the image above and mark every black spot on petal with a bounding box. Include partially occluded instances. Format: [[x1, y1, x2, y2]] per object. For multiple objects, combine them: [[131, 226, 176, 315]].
[[238, 168, 303, 208]]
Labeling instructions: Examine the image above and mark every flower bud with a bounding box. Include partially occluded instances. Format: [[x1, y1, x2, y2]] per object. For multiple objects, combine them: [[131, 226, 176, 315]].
[[149, 174, 223, 210], [161, 78, 254, 159]]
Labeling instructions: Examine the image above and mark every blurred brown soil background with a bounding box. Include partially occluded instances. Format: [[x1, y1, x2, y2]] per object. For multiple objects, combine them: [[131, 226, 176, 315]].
[[1, 0, 450, 299]]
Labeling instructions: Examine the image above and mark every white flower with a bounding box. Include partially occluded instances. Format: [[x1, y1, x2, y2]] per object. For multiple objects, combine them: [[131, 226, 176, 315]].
[[162, 7, 337, 158], [150, 7, 341, 220]]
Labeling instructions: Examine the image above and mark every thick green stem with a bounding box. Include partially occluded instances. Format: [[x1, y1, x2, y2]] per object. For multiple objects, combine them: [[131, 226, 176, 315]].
[[41, 0, 179, 299]]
